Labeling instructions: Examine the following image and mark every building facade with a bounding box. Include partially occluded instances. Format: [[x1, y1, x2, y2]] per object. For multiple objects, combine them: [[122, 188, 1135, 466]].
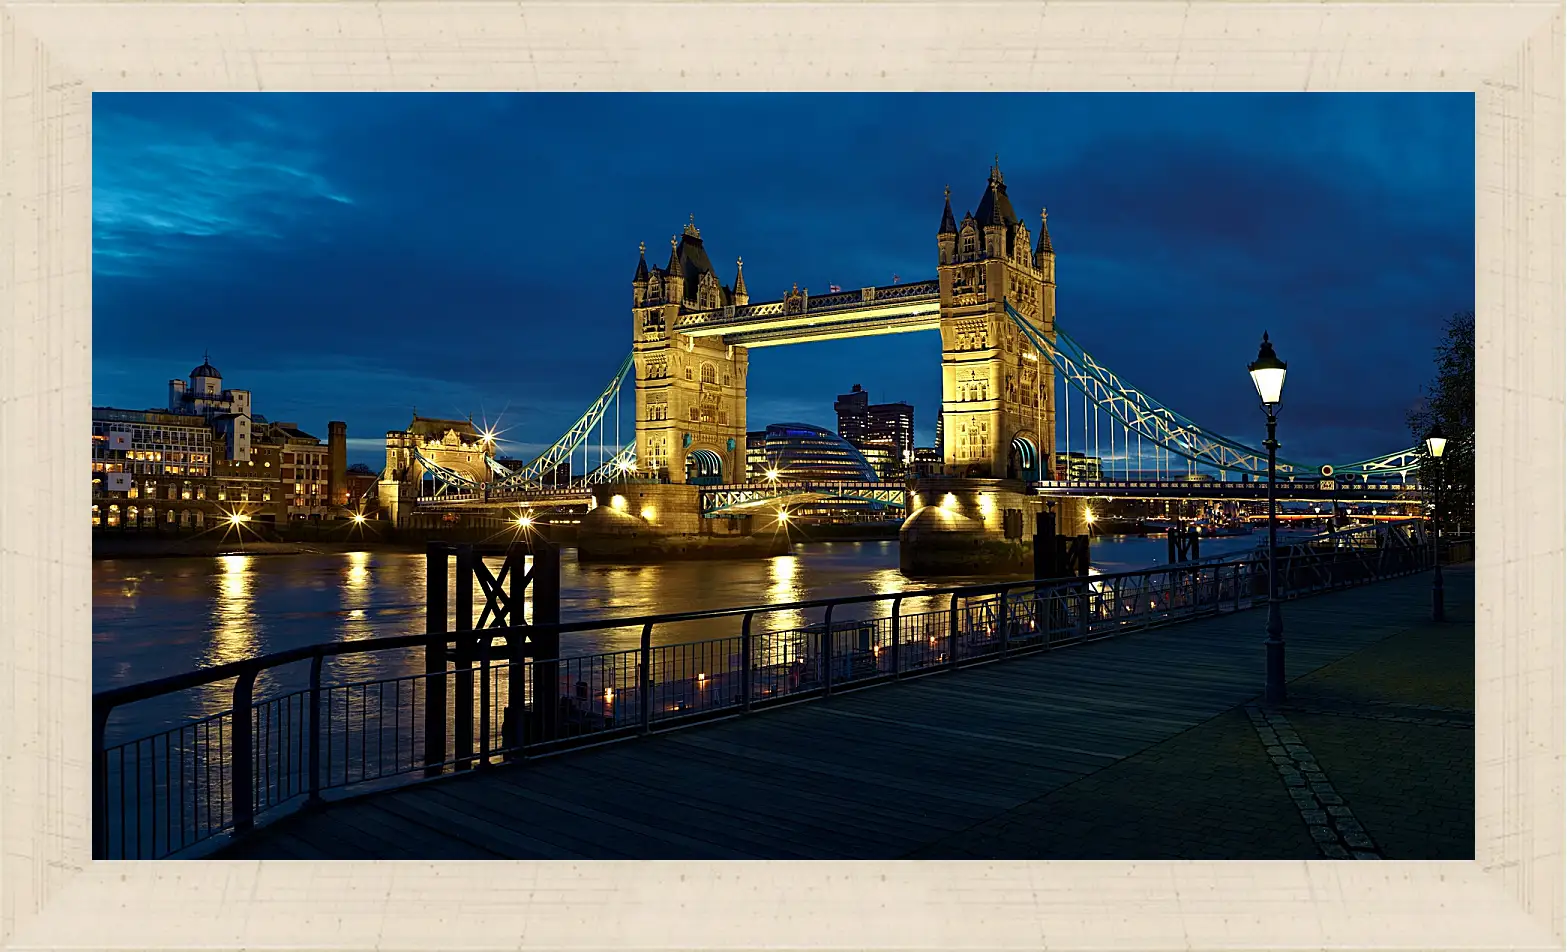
[[631, 219, 749, 485], [93, 357, 348, 527], [835, 384, 915, 479], [758, 423, 878, 482], [936, 162, 1058, 481]]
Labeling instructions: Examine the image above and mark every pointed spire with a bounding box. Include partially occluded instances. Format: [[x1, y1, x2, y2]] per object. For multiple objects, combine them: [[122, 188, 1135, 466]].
[[684, 214, 701, 239], [633, 240, 649, 282], [1035, 207, 1053, 255], [666, 235, 683, 276], [734, 257, 747, 296], [990, 154, 1003, 184], [939, 184, 957, 235]]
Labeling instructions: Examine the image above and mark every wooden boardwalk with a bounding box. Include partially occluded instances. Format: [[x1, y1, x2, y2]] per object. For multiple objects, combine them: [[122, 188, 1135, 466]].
[[218, 568, 1469, 860]]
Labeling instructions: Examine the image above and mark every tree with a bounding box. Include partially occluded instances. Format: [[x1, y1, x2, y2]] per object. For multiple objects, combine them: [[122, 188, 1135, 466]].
[[1406, 310, 1474, 534]]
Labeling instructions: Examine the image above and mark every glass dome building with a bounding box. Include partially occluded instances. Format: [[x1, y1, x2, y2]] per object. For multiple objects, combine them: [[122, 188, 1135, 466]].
[[759, 423, 877, 482]]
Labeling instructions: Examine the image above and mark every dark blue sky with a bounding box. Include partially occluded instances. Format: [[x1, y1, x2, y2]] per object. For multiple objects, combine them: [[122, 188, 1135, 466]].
[[92, 93, 1473, 468]]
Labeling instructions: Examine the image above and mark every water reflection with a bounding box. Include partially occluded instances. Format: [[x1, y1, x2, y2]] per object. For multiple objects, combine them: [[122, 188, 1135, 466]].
[[207, 554, 256, 666], [764, 555, 805, 632], [95, 532, 1310, 743]]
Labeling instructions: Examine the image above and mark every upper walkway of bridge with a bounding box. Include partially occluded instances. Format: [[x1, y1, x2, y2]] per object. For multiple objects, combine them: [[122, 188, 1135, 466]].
[[216, 563, 1472, 861]]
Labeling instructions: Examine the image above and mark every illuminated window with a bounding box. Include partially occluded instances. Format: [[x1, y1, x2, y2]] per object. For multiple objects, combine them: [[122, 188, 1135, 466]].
[[700, 363, 716, 385]]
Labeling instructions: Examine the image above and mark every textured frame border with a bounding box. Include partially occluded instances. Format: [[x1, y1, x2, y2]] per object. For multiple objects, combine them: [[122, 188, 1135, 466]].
[[1, 2, 1561, 949]]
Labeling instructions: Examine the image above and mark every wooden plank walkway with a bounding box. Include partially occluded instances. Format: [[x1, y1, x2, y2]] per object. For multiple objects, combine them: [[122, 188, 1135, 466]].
[[218, 568, 1468, 860]]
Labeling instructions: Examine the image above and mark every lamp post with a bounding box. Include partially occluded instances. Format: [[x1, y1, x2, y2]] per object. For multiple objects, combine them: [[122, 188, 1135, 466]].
[[479, 428, 497, 500], [1424, 423, 1447, 622], [1248, 332, 1288, 706]]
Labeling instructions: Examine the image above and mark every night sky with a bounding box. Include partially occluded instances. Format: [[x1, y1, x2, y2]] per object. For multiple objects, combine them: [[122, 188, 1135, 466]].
[[92, 93, 1474, 469]]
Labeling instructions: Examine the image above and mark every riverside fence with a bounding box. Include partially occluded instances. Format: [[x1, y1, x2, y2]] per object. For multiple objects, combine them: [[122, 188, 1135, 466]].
[[93, 519, 1443, 860]]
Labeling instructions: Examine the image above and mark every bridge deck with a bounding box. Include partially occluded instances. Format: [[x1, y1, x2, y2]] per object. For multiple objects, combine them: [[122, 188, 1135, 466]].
[[217, 567, 1468, 860]]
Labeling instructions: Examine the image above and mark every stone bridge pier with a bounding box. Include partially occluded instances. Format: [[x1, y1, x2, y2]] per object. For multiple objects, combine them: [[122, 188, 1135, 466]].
[[899, 479, 1087, 577], [576, 483, 789, 562]]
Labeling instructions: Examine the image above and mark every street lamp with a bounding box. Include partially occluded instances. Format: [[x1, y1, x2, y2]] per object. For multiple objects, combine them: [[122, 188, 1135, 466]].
[[1425, 423, 1447, 622], [1248, 332, 1288, 706], [479, 428, 497, 499]]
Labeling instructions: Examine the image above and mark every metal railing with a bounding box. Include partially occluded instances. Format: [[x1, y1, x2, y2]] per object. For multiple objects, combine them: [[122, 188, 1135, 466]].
[[92, 522, 1435, 859]]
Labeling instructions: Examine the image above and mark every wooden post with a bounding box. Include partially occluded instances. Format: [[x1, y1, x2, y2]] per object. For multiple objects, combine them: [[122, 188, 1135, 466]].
[[453, 545, 474, 771], [639, 621, 654, 734], [1033, 511, 1057, 580], [531, 542, 561, 742], [423, 543, 448, 777], [948, 593, 961, 669], [998, 589, 1010, 660], [740, 612, 754, 712], [231, 668, 257, 832], [307, 653, 323, 804], [890, 596, 903, 679], [821, 604, 836, 697]]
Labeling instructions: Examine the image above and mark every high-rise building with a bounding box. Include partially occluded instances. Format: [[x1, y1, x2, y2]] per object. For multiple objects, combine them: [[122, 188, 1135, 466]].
[[746, 430, 769, 481], [835, 384, 914, 477], [834, 384, 871, 445], [866, 401, 914, 466]]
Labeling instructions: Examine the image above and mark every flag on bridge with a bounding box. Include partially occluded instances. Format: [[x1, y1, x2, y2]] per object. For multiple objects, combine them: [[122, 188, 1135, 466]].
[[829, 284, 842, 293], [892, 274, 900, 284]]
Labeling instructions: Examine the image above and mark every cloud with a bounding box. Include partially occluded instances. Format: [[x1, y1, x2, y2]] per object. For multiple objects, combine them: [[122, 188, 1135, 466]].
[[93, 109, 353, 277]]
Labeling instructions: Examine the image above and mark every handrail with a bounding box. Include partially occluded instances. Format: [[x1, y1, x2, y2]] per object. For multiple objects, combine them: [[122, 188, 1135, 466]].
[[93, 519, 1434, 859], [92, 558, 1246, 711], [95, 518, 1428, 712]]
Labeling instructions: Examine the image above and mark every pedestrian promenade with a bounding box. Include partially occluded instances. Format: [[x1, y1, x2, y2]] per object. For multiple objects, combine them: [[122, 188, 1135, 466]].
[[218, 565, 1474, 860]]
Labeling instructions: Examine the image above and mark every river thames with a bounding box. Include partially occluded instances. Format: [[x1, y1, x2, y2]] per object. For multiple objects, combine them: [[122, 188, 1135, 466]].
[[94, 532, 1292, 741]]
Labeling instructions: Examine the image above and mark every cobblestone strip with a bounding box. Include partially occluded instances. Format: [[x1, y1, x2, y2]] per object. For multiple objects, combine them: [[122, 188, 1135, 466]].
[[1245, 706, 1384, 859]]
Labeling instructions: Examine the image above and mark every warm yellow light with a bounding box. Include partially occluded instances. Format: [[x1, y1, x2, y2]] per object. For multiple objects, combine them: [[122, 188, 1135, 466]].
[[697, 673, 707, 684], [227, 512, 248, 526], [765, 468, 780, 482], [352, 512, 366, 524], [619, 458, 636, 472], [480, 428, 497, 445], [604, 687, 615, 702], [611, 495, 628, 510], [1085, 508, 1097, 523], [516, 514, 533, 528], [640, 505, 656, 521], [776, 510, 790, 523], [978, 493, 994, 516], [940, 493, 957, 512]]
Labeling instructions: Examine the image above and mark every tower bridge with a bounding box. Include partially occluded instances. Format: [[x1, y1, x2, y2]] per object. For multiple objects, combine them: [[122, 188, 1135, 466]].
[[386, 160, 1430, 575]]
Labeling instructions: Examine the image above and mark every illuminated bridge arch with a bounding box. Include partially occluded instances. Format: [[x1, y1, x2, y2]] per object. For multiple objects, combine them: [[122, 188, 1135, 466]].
[[685, 449, 725, 486], [1008, 435, 1041, 482]]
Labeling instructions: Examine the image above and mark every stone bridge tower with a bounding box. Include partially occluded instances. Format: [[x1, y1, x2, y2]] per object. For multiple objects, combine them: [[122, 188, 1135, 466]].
[[631, 218, 749, 484], [936, 160, 1058, 481]]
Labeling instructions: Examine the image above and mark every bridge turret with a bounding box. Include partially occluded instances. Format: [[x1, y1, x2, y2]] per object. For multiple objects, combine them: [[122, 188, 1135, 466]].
[[977, 158, 1014, 259], [937, 185, 957, 264], [1034, 208, 1055, 283], [663, 235, 685, 303], [632, 241, 650, 304], [733, 256, 749, 306]]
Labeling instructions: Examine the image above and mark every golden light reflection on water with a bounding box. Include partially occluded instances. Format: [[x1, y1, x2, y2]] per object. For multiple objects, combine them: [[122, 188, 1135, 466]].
[[207, 554, 257, 665], [194, 554, 259, 718], [763, 554, 805, 632]]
